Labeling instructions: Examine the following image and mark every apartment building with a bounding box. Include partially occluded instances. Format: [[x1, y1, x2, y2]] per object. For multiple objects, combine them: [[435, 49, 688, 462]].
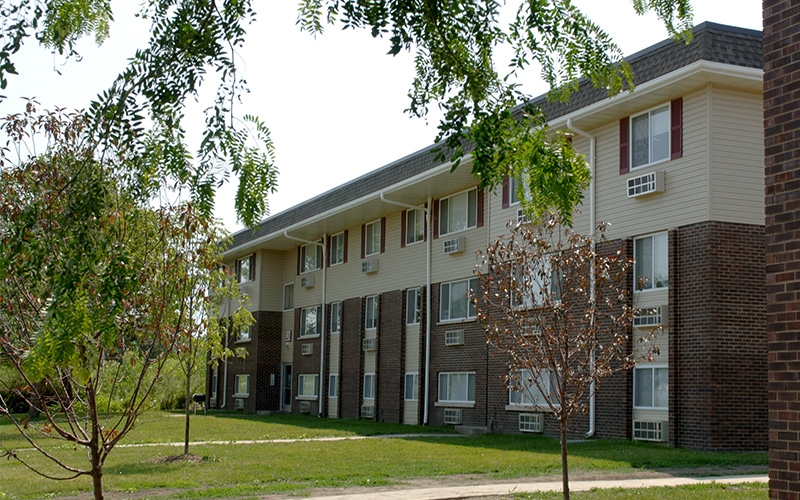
[[208, 22, 766, 451]]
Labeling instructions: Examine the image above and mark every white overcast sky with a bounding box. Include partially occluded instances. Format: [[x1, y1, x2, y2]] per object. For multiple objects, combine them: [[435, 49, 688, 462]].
[[1, 1, 762, 232]]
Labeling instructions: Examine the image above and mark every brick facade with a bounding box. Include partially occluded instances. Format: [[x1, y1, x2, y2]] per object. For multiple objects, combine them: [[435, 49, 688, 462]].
[[339, 297, 364, 419], [669, 221, 766, 451], [764, 1, 800, 496], [255, 310, 283, 412], [377, 290, 405, 423]]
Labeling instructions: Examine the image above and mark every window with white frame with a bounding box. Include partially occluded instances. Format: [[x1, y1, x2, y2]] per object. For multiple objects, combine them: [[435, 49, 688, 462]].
[[509, 176, 522, 206], [438, 372, 476, 403], [511, 259, 562, 309], [300, 243, 322, 273], [406, 288, 421, 325], [508, 369, 558, 407], [364, 219, 381, 256], [439, 188, 478, 236], [634, 233, 668, 290], [404, 373, 419, 401], [634, 365, 668, 409], [365, 295, 378, 330], [300, 305, 322, 337], [328, 374, 338, 398], [405, 208, 425, 245], [236, 325, 252, 342], [297, 374, 319, 398], [283, 283, 294, 310], [363, 373, 376, 400], [330, 302, 341, 334], [631, 105, 670, 169], [236, 255, 254, 284], [330, 232, 345, 266], [440, 277, 478, 321], [234, 374, 250, 396]]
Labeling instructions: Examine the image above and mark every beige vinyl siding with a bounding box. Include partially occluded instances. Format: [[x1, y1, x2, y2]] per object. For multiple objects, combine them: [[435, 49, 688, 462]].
[[709, 88, 764, 225], [257, 250, 284, 311], [404, 324, 421, 424], [328, 333, 341, 419]]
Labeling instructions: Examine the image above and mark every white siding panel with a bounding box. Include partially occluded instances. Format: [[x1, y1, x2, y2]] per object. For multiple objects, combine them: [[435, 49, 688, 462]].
[[258, 250, 284, 311], [403, 401, 419, 425]]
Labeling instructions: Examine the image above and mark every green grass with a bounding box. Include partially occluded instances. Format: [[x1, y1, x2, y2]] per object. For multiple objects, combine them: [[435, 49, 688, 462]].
[[510, 482, 767, 499], [0, 411, 768, 499]]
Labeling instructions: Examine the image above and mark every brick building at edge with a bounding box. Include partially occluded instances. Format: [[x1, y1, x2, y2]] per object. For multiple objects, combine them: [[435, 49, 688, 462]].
[[208, 22, 767, 452]]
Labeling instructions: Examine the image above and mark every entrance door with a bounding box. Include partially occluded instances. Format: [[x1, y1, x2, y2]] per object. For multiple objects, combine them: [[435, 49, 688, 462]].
[[281, 363, 293, 411]]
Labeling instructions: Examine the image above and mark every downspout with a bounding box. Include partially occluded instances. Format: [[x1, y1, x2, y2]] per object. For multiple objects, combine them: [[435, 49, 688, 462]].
[[378, 193, 433, 424], [283, 230, 327, 417], [567, 118, 597, 438]]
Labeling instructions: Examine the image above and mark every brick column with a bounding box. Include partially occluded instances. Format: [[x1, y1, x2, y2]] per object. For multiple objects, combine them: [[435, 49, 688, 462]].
[[764, 1, 800, 497]]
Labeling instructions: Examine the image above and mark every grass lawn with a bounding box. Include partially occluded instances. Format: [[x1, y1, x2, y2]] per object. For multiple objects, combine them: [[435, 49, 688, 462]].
[[510, 482, 767, 499], [0, 411, 768, 499]]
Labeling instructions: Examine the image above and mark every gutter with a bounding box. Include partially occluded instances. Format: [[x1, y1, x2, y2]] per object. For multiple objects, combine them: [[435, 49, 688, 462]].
[[566, 118, 597, 438], [283, 230, 327, 417]]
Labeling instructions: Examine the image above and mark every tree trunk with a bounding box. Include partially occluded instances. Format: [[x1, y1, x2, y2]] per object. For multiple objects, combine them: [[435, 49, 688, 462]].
[[91, 464, 104, 500], [561, 423, 570, 500], [184, 369, 191, 455]]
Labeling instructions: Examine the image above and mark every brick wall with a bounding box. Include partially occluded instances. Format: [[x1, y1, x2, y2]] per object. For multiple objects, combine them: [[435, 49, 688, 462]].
[[339, 297, 364, 419], [669, 221, 766, 451], [255, 310, 283, 412], [377, 290, 405, 423], [293, 307, 321, 415], [764, 1, 800, 495]]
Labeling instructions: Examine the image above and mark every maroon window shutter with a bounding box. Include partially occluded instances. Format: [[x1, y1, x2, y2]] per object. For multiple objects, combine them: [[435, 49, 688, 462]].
[[249, 254, 256, 280], [296, 247, 301, 275], [380, 217, 386, 254], [477, 189, 485, 228], [670, 97, 683, 160], [360, 224, 366, 259], [401, 210, 407, 248], [619, 116, 630, 175], [343, 230, 348, 263], [433, 199, 440, 239], [502, 177, 510, 208]]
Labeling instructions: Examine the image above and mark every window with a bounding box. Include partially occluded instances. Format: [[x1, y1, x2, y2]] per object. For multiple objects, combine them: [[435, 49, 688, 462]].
[[298, 374, 319, 398], [438, 372, 476, 403], [234, 374, 250, 396], [631, 105, 670, 169], [406, 288, 421, 325], [511, 260, 562, 309], [439, 188, 478, 236], [236, 325, 252, 342], [634, 233, 668, 290], [405, 208, 425, 246], [300, 305, 322, 337], [634, 366, 668, 409], [364, 219, 382, 257], [440, 277, 478, 321], [365, 295, 378, 330], [283, 283, 294, 311], [509, 369, 558, 407], [236, 255, 255, 284], [328, 374, 338, 398], [330, 232, 346, 266], [404, 373, 419, 401], [300, 243, 322, 273], [363, 373, 376, 400], [509, 176, 522, 206], [330, 302, 341, 334]]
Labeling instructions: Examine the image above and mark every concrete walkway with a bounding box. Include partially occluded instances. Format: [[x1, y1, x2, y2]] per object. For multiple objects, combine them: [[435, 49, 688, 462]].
[[299, 474, 768, 500]]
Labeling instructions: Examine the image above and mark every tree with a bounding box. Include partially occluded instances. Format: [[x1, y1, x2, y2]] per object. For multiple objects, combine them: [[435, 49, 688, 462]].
[[0, 105, 250, 500], [474, 218, 659, 500]]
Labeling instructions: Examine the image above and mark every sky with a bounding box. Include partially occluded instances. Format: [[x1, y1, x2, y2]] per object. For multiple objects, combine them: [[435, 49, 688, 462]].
[[1, 1, 762, 233]]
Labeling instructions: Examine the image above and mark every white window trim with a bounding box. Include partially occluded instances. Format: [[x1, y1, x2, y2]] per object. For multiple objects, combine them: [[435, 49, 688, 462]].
[[236, 254, 254, 284], [328, 374, 338, 398], [437, 371, 476, 404], [633, 364, 669, 410], [365, 295, 378, 330], [439, 277, 478, 323], [439, 187, 478, 237], [330, 232, 345, 266], [233, 374, 250, 397], [297, 373, 320, 399], [404, 372, 419, 401], [330, 301, 342, 334], [300, 305, 322, 338], [363, 373, 376, 400], [634, 232, 669, 292], [283, 282, 294, 311], [406, 288, 421, 325], [405, 208, 425, 246], [364, 219, 382, 257], [630, 103, 671, 170], [236, 325, 252, 343], [506, 369, 559, 411], [300, 243, 322, 274]]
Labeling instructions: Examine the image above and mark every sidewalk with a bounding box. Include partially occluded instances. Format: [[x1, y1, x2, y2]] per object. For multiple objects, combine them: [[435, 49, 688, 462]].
[[298, 473, 768, 500]]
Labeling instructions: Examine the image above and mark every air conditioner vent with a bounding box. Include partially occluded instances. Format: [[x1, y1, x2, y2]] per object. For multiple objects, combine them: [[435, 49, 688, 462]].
[[633, 306, 668, 328], [443, 408, 463, 424], [301, 343, 313, 355], [627, 170, 665, 198], [633, 420, 668, 442], [362, 259, 379, 274], [299, 400, 311, 414], [519, 413, 543, 433], [362, 338, 376, 351], [445, 329, 464, 346], [361, 405, 375, 418], [234, 398, 244, 410], [443, 237, 465, 255], [300, 275, 315, 288]]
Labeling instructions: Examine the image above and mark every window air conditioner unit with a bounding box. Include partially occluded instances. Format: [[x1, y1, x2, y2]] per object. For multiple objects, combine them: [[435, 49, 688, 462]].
[[633, 306, 668, 328], [443, 408, 463, 425], [361, 405, 375, 418], [362, 259, 379, 274], [633, 420, 668, 442], [300, 275, 315, 288], [519, 413, 543, 433], [627, 170, 665, 198], [234, 398, 244, 410], [443, 237, 465, 255], [302, 343, 313, 355], [445, 329, 464, 346], [362, 338, 376, 351], [299, 400, 311, 414]]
